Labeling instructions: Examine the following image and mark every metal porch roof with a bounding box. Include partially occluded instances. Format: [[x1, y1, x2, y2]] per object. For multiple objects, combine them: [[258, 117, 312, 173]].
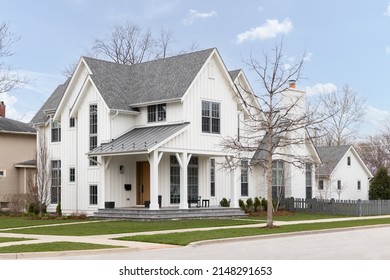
[[89, 122, 190, 156]]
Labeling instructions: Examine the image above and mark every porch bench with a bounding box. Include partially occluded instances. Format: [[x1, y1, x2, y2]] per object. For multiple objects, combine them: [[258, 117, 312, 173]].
[[188, 196, 201, 208]]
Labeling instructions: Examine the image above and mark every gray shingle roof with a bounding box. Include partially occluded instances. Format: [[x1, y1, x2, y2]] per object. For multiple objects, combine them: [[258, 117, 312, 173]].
[[83, 48, 215, 110], [15, 159, 37, 167], [89, 122, 190, 155], [30, 78, 70, 124], [229, 69, 241, 81], [0, 117, 36, 133], [251, 132, 281, 164], [316, 145, 351, 176]]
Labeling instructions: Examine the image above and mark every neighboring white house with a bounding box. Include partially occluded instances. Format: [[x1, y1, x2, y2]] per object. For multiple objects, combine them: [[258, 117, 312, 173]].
[[31, 48, 320, 215], [315, 145, 372, 200]]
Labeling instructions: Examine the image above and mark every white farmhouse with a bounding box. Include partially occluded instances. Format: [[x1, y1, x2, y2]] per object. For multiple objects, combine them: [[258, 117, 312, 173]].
[[315, 145, 372, 200], [31, 48, 320, 216]]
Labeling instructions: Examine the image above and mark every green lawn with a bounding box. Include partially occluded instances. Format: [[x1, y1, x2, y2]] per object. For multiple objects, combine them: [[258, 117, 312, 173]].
[[0, 242, 121, 254], [5, 219, 259, 236], [0, 216, 89, 229], [0, 237, 34, 243], [116, 218, 390, 246]]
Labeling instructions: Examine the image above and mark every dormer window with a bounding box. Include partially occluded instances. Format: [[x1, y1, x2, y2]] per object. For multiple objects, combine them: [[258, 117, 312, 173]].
[[347, 156, 351, 166], [148, 103, 166, 122]]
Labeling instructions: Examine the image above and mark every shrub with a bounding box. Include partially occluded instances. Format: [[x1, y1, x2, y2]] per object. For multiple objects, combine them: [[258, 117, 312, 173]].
[[261, 197, 268, 211], [219, 198, 230, 207], [246, 198, 254, 212], [254, 197, 261, 211], [238, 199, 246, 211], [56, 203, 62, 216]]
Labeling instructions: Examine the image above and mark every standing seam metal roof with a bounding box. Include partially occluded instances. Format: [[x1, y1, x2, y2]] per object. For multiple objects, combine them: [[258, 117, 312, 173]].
[[89, 122, 190, 155]]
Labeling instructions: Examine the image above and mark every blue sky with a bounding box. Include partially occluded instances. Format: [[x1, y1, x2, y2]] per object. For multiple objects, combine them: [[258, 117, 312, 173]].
[[1, 0, 390, 137]]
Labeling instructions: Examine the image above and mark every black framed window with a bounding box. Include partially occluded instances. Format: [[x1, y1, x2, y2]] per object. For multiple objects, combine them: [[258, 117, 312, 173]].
[[337, 180, 342, 190], [210, 159, 215, 197], [90, 185, 98, 205], [51, 160, 61, 204], [51, 120, 61, 142], [272, 160, 285, 200], [89, 104, 98, 166], [357, 180, 361, 190], [69, 117, 75, 128], [319, 180, 324, 190], [202, 101, 220, 134], [69, 167, 75, 183], [241, 160, 249, 196], [305, 163, 312, 199], [347, 156, 351, 166], [148, 104, 166, 122], [170, 156, 180, 204]]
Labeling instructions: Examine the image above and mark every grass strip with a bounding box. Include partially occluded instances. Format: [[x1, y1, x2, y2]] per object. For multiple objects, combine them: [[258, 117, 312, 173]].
[[116, 218, 390, 246], [243, 212, 348, 222], [0, 237, 34, 243], [0, 242, 121, 254], [0, 216, 89, 229], [6, 219, 259, 236]]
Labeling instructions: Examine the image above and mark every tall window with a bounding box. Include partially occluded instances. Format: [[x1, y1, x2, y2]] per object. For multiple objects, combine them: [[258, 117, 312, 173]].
[[89, 104, 98, 166], [51, 120, 61, 142], [69, 117, 75, 128], [89, 185, 98, 205], [148, 104, 166, 122], [347, 156, 351, 166], [318, 180, 324, 190], [51, 160, 61, 204], [306, 163, 312, 199], [210, 159, 216, 197], [241, 160, 249, 196], [337, 180, 342, 190], [357, 180, 361, 190], [188, 157, 199, 201], [69, 167, 75, 183], [202, 101, 220, 134], [272, 161, 284, 200], [170, 156, 180, 204]]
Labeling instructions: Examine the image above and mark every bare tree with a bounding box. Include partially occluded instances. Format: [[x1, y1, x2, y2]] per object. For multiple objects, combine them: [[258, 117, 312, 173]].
[[29, 133, 51, 216], [356, 125, 390, 174], [0, 22, 28, 94], [91, 21, 155, 65], [222, 43, 326, 227], [155, 28, 174, 59], [310, 84, 365, 146]]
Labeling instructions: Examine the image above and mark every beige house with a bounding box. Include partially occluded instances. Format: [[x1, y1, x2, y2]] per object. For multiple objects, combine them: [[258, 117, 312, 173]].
[[0, 102, 36, 209]]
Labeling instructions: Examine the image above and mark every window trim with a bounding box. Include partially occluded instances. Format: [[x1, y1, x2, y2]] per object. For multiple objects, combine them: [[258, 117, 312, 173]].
[[210, 158, 216, 197], [89, 104, 98, 166], [69, 167, 75, 183], [51, 119, 61, 143], [89, 184, 98, 205], [240, 160, 249, 197], [147, 103, 166, 123], [201, 100, 221, 134]]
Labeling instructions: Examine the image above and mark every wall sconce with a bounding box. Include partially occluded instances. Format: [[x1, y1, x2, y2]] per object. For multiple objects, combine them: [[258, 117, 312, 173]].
[[119, 165, 124, 174]]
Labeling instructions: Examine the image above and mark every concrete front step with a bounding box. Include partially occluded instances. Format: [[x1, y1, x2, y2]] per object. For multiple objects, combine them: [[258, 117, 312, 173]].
[[93, 207, 247, 220]]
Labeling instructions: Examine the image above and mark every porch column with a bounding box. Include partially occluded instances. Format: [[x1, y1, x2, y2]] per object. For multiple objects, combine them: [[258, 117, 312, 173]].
[[149, 150, 163, 210], [177, 152, 192, 209], [99, 157, 110, 209]]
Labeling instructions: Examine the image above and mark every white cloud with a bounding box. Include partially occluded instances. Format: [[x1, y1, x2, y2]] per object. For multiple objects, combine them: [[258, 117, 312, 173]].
[[359, 106, 390, 136], [236, 18, 293, 44], [304, 52, 313, 62], [305, 83, 338, 96], [385, 2, 390, 16], [183, 9, 217, 25]]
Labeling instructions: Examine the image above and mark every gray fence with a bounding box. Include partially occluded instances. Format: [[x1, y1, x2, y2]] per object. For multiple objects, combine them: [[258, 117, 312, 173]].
[[283, 197, 390, 217]]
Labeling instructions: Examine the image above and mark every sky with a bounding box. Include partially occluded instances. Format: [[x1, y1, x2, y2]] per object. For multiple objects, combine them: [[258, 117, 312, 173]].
[[1, 0, 390, 138]]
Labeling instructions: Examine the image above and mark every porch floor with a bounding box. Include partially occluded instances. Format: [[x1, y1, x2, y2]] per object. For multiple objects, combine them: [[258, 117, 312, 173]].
[[93, 206, 246, 220]]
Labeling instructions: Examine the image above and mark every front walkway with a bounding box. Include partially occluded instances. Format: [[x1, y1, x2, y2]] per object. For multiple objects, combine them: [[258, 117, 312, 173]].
[[1, 215, 390, 259]]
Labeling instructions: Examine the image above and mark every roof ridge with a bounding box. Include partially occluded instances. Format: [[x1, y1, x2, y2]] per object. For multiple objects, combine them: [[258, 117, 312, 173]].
[[82, 47, 216, 68]]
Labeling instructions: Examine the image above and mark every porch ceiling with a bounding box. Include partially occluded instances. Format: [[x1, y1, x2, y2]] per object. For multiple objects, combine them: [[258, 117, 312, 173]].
[[88, 122, 190, 156]]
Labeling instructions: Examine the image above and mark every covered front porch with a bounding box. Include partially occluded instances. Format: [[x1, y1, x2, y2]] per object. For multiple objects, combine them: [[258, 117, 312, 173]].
[[89, 123, 240, 212]]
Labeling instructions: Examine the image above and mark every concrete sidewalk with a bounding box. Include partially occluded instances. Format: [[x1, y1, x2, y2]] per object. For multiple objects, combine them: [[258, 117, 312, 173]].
[[1, 215, 390, 259]]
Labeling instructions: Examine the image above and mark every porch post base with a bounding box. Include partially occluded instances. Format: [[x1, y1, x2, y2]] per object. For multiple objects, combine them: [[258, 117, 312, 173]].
[[179, 203, 188, 209]]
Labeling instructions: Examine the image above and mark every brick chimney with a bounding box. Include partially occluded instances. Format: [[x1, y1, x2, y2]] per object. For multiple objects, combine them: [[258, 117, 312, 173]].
[[0, 101, 5, 117]]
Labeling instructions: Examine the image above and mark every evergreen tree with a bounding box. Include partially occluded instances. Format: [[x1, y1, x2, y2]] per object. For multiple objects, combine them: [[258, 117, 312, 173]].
[[369, 166, 390, 199]]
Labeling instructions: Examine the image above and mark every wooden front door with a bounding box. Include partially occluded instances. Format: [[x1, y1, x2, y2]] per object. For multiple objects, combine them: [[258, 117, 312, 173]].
[[136, 161, 150, 205]]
